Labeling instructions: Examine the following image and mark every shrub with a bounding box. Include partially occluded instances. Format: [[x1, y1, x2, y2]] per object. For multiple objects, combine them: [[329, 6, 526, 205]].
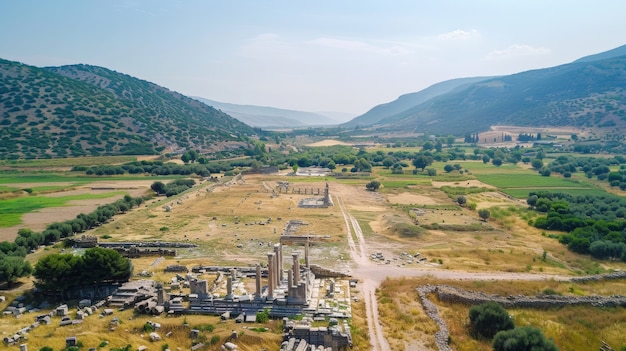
[[478, 209, 491, 221], [469, 302, 514, 338], [456, 195, 467, 206], [143, 322, 154, 332], [365, 181, 381, 192], [256, 308, 270, 323], [492, 326, 557, 351]]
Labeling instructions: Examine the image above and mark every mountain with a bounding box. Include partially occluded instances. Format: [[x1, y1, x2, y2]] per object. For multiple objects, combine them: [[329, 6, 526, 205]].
[[573, 44, 626, 63], [0, 59, 254, 159], [343, 76, 493, 128], [193, 97, 347, 127], [345, 45, 626, 135]]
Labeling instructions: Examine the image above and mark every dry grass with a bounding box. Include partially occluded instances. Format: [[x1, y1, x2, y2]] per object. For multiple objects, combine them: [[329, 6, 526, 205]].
[[0, 310, 282, 351], [377, 278, 439, 350], [91, 176, 350, 269], [377, 277, 626, 351]]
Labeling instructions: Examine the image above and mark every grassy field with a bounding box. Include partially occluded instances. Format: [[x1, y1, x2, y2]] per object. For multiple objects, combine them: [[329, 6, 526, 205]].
[[0, 191, 126, 227], [0, 172, 185, 238]]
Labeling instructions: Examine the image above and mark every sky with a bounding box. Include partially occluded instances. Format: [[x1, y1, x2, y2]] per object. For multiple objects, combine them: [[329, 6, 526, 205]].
[[1, 1, 626, 116]]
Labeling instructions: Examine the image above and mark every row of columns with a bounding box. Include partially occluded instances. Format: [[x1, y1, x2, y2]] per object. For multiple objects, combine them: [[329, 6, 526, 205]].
[[252, 241, 311, 299]]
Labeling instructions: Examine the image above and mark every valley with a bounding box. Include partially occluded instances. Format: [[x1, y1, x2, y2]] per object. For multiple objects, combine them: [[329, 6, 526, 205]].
[[2, 150, 626, 350]]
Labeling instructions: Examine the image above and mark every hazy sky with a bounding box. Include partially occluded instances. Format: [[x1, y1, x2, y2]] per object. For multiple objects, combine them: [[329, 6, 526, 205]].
[[1, 1, 625, 115]]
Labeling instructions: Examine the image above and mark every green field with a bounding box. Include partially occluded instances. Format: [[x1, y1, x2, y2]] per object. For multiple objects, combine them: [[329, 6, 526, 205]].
[[475, 170, 602, 198], [0, 173, 181, 184], [475, 173, 586, 188], [0, 191, 126, 227], [0, 155, 139, 168]]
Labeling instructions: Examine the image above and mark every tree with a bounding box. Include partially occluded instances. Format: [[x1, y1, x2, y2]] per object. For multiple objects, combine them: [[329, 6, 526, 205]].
[[0, 254, 32, 287], [478, 209, 491, 221], [34, 253, 83, 293], [412, 155, 433, 171], [469, 302, 514, 338], [34, 248, 131, 295], [181, 152, 191, 164], [81, 247, 132, 284], [151, 181, 166, 195], [527, 195, 538, 207], [492, 326, 558, 351], [531, 159, 544, 170], [447, 135, 456, 146], [444, 164, 454, 173], [365, 181, 381, 192], [382, 157, 395, 169]]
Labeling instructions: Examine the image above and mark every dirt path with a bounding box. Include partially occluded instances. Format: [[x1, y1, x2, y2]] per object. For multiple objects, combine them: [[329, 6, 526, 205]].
[[336, 195, 391, 351]]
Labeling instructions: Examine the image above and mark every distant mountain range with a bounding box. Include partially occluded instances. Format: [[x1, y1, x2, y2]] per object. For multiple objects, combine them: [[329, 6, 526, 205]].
[[0, 60, 254, 158], [193, 97, 354, 128], [2, 44, 626, 160], [345, 44, 626, 135]]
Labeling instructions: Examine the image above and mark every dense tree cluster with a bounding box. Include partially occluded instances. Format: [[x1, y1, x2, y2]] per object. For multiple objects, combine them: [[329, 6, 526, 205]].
[[34, 247, 132, 296], [0, 253, 32, 287], [74, 158, 258, 177], [151, 179, 196, 197], [528, 191, 626, 260], [517, 133, 541, 142], [546, 155, 626, 188]]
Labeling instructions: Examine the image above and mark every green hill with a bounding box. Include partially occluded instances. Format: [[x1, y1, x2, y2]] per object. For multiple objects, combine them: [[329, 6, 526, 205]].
[[0, 59, 254, 159], [344, 45, 626, 135], [343, 76, 493, 128]]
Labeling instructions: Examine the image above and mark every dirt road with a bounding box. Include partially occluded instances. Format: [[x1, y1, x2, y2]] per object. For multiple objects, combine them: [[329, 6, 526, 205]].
[[337, 195, 391, 351]]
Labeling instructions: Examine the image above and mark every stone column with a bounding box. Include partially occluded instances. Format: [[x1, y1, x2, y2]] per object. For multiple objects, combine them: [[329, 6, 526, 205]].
[[305, 240, 310, 268], [255, 264, 261, 297], [157, 286, 165, 305], [292, 252, 300, 285], [287, 268, 293, 298], [267, 253, 275, 298], [226, 276, 233, 297], [274, 243, 283, 283]]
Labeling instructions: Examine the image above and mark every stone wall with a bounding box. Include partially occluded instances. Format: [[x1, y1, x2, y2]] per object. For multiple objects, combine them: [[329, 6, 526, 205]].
[[416, 282, 626, 351]]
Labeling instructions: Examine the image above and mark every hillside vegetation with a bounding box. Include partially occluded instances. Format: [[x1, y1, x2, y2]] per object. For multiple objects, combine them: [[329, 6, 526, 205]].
[[0, 59, 254, 159], [345, 46, 626, 136]]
